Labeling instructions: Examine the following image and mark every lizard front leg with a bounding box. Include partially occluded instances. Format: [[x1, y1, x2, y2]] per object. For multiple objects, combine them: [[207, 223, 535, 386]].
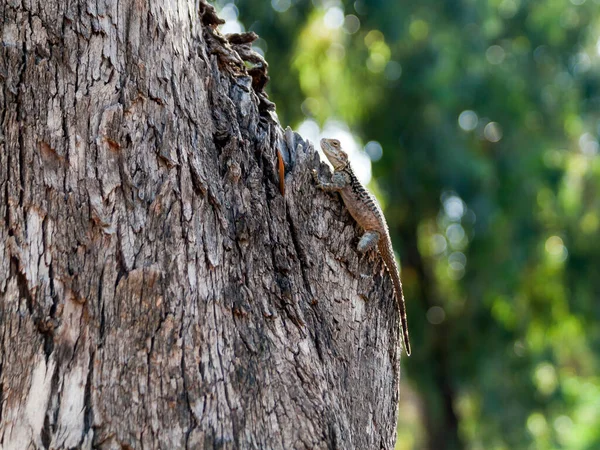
[[312, 170, 347, 192], [357, 230, 380, 253]]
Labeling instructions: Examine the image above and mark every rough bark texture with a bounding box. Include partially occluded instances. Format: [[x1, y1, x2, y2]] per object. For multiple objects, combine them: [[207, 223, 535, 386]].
[[0, 1, 402, 448]]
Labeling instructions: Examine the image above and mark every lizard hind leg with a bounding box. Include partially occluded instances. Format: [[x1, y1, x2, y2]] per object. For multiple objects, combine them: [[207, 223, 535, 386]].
[[357, 230, 380, 253]]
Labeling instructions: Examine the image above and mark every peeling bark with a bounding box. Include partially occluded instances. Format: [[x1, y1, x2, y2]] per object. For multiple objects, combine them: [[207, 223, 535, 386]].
[[0, 1, 402, 449]]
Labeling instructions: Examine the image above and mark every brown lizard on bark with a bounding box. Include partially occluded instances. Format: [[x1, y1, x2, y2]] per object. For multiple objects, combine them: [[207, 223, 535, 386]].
[[313, 138, 411, 356]]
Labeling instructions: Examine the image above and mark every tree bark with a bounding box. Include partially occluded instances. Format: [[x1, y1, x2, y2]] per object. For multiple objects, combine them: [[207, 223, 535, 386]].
[[0, 1, 402, 449]]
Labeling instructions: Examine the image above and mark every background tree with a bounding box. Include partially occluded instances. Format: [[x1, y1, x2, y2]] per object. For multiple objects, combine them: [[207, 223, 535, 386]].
[[0, 1, 405, 448], [223, 0, 600, 449]]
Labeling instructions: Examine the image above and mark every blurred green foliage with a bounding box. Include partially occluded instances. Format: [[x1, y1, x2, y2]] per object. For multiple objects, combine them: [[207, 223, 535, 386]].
[[215, 0, 600, 448]]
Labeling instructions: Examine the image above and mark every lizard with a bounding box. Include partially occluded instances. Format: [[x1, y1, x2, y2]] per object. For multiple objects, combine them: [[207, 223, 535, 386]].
[[312, 138, 412, 356]]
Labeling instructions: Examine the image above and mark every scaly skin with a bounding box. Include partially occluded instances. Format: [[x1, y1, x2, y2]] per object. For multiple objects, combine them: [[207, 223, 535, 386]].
[[313, 138, 411, 356]]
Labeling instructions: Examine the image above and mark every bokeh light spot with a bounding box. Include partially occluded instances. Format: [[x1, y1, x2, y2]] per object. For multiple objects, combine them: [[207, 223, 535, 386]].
[[221, 21, 243, 34], [527, 413, 548, 437], [426, 306, 446, 324], [458, 110, 478, 131], [327, 43, 346, 61], [385, 61, 402, 81], [409, 19, 429, 41], [431, 234, 447, 255], [343, 15, 360, 34], [449, 251, 467, 267], [219, 3, 243, 34], [220, 3, 238, 21], [324, 7, 345, 30], [484, 122, 503, 142], [578, 132, 598, 155], [446, 223, 465, 246], [448, 251, 467, 280], [353, 0, 367, 15], [534, 362, 558, 396], [498, 0, 519, 18], [572, 52, 591, 74], [364, 141, 383, 161], [367, 53, 387, 73], [364, 30, 384, 47], [560, 8, 580, 28], [448, 262, 465, 280], [545, 235, 568, 262], [486, 45, 506, 64], [444, 196, 465, 221], [514, 341, 526, 357], [271, 0, 291, 13], [554, 415, 573, 441]]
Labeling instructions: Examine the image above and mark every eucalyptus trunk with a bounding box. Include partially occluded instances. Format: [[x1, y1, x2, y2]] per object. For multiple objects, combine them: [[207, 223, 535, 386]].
[[0, 1, 403, 448]]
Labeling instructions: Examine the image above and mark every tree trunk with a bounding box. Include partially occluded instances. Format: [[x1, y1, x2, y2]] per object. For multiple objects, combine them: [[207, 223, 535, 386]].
[[0, 1, 402, 448]]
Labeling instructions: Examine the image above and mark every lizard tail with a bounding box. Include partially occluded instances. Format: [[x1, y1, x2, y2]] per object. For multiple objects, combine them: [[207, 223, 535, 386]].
[[378, 240, 412, 356]]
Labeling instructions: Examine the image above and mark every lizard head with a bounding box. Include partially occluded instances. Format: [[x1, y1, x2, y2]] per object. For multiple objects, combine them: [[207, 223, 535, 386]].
[[320, 138, 349, 170]]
